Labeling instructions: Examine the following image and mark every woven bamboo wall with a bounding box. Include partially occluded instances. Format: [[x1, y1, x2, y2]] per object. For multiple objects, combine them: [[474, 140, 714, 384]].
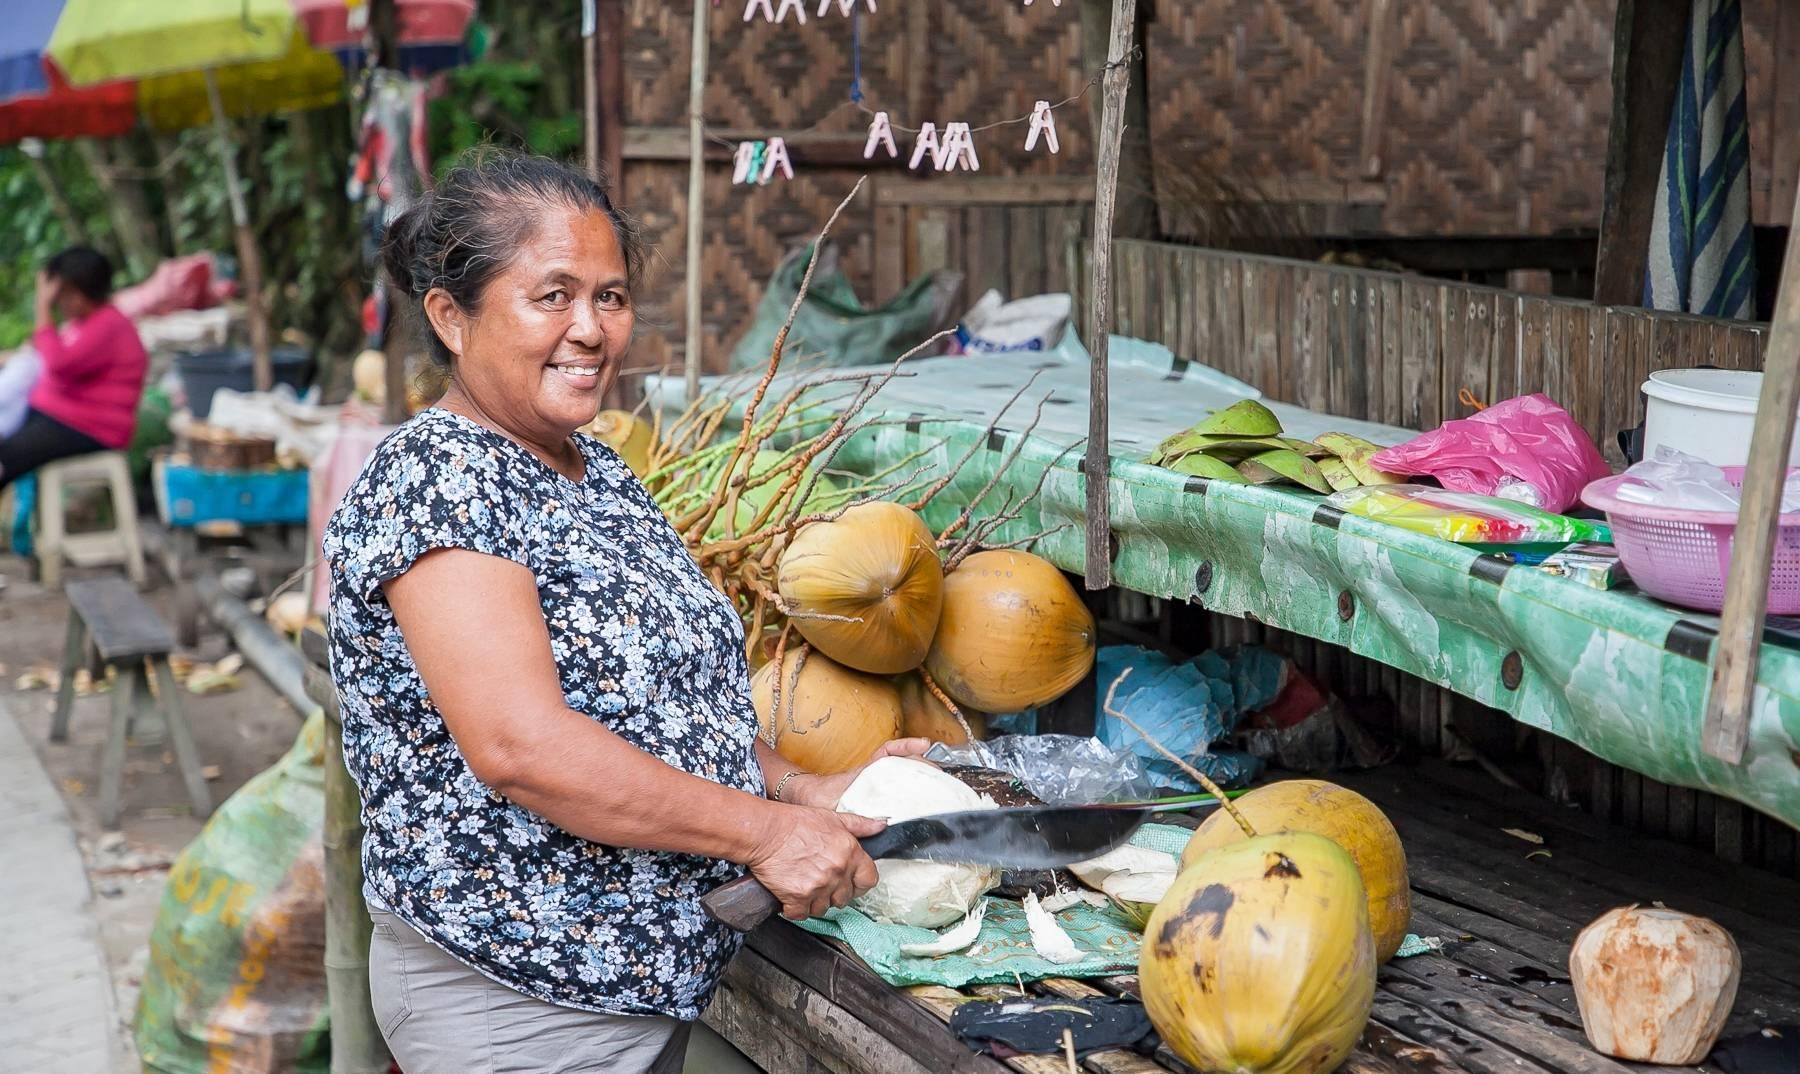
[[618, 1, 1790, 381], [620, 1, 1094, 378]]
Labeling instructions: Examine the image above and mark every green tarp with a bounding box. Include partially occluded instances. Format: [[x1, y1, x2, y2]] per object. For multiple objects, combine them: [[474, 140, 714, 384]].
[[650, 352, 1800, 831]]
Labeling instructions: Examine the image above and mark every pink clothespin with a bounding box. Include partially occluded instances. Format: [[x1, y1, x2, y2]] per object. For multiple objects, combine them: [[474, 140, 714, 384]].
[[774, 0, 807, 22], [733, 141, 758, 185], [1025, 100, 1060, 154], [761, 137, 794, 182], [864, 111, 898, 159], [942, 122, 979, 172], [743, 0, 774, 20], [909, 122, 941, 170], [744, 0, 806, 22], [817, 0, 874, 13], [1023, 0, 1062, 6]]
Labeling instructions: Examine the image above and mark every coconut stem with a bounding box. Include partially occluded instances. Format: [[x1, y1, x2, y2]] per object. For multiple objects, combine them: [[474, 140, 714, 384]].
[[1101, 669, 1258, 839], [918, 668, 976, 744]]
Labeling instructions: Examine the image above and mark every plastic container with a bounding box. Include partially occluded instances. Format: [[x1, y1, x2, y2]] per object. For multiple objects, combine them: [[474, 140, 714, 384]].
[[1641, 368, 1800, 468], [175, 345, 313, 420], [1582, 467, 1800, 614]]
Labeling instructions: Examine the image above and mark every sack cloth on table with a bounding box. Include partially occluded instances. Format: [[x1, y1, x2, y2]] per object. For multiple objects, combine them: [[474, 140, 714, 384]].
[[796, 824, 1191, 988]]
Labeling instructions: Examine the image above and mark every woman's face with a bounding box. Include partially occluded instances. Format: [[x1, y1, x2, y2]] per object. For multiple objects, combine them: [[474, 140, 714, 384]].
[[430, 202, 635, 444]]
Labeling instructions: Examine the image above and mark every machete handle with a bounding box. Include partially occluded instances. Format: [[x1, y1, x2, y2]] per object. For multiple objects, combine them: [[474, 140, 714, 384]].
[[700, 874, 782, 931]]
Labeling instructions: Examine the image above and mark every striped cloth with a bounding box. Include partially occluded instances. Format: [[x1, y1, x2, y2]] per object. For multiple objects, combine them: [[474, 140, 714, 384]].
[[1645, 0, 1757, 320]]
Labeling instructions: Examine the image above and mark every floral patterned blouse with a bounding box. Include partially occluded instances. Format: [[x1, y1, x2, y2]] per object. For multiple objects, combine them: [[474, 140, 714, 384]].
[[323, 408, 764, 1021]]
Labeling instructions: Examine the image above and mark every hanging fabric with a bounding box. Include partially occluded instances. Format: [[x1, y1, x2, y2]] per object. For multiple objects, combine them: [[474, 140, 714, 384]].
[[1644, 0, 1757, 320]]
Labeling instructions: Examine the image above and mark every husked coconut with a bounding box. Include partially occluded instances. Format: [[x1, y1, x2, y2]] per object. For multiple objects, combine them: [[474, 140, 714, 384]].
[[835, 757, 999, 927], [1569, 905, 1740, 1065]]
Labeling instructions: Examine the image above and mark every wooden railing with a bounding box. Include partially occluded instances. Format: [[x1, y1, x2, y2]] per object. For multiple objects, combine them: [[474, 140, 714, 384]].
[[1073, 240, 1769, 464]]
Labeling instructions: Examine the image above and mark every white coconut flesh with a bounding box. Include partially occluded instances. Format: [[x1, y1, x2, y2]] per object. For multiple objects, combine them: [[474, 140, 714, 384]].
[[1022, 892, 1086, 965], [835, 757, 1001, 928], [1068, 843, 1178, 894], [898, 900, 989, 958]]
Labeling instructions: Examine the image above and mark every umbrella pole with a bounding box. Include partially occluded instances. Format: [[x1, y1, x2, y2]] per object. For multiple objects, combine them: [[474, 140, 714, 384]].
[[204, 68, 274, 393]]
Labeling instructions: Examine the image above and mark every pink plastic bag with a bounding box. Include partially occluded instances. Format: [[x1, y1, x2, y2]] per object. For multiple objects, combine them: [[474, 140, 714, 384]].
[[1369, 393, 1611, 513]]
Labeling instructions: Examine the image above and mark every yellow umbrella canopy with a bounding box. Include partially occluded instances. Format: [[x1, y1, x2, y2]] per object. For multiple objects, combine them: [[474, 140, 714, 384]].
[[49, 0, 343, 128]]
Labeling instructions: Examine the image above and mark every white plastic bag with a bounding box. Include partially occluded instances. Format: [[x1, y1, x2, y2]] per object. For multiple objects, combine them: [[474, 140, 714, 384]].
[[950, 290, 1072, 354]]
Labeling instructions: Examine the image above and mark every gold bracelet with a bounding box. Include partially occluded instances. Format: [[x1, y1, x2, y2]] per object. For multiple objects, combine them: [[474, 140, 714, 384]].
[[771, 770, 801, 803]]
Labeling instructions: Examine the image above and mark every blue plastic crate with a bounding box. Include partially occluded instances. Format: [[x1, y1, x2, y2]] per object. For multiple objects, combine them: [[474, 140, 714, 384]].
[[155, 461, 309, 528]]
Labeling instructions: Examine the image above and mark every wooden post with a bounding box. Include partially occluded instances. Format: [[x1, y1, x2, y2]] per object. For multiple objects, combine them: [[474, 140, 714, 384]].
[[683, 0, 710, 403], [1593, 0, 1687, 306], [1701, 174, 1800, 763], [1080, 0, 1155, 240], [583, 0, 627, 187], [1084, 0, 1137, 590], [203, 68, 273, 393]]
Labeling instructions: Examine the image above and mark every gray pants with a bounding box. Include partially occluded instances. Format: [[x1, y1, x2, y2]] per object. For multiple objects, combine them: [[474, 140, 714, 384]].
[[369, 909, 692, 1074]]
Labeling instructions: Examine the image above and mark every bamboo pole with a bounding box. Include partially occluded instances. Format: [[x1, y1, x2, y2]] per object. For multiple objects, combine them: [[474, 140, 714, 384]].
[[1701, 172, 1800, 763], [300, 636, 391, 1074], [203, 68, 273, 393], [1083, 0, 1137, 590], [583, 0, 601, 179], [683, 0, 710, 404]]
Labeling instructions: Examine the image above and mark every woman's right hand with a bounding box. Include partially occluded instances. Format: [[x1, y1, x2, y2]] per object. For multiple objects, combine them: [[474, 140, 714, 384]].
[[745, 804, 885, 921]]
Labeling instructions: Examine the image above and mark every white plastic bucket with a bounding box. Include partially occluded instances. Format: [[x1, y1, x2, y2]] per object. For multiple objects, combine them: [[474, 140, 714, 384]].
[[1641, 368, 1800, 467]]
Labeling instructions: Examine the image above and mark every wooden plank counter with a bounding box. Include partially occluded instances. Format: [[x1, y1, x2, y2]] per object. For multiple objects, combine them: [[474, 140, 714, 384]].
[[710, 761, 1800, 1074]]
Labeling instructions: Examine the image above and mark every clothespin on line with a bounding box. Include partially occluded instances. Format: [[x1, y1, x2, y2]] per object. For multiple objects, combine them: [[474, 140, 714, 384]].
[[817, 0, 875, 13], [909, 122, 942, 171], [1025, 99, 1060, 153], [760, 137, 794, 182], [864, 111, 898, 159], [943, 122, 979, 172], [744, 0, 807, 23]]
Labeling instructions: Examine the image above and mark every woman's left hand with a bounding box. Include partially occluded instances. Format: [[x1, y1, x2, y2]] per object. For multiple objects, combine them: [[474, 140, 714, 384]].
[[33, 271, 59, 324], [781, 738, 935, 810]]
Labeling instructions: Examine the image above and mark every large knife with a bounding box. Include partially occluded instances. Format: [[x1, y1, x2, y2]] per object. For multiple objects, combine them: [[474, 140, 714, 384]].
[[700, 793, 1226, 931]]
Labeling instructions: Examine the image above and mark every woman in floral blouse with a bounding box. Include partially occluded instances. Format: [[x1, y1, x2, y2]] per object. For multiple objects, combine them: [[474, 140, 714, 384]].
[[324, 150, 924, 1073]]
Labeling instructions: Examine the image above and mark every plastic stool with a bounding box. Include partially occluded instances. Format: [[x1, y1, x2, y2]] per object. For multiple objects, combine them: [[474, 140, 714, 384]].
[[37, 451, 147, 589]]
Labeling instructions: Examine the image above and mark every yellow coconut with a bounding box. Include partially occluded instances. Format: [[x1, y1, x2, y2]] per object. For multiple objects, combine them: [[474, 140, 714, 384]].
[[583, 409, 654, 478], [895, 672, 987, 745], [1143, 832, 1377, 1074], [776, 501, 944, 675], [1179, 779, 1410, 963], [751, 647, 903, 775], [923, 550, 1096, 712]]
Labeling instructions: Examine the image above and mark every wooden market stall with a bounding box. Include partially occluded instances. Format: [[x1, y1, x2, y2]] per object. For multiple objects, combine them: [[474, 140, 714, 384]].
[[298, 3, 1800, 1073]]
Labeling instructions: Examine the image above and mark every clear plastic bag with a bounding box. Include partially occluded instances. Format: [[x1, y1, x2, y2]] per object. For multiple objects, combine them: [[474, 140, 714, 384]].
[[1328, 483, 1613, 546], [1607, 446, 1800, 513], [925, 735, 1155, 805], [1370, 393, 1612, 513]]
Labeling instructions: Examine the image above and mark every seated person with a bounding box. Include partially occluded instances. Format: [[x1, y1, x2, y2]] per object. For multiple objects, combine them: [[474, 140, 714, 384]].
[[0, 246, 148, 489]]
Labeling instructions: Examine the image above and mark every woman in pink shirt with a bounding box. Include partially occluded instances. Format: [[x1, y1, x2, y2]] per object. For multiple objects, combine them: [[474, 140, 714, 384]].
[[0, 246, 148, 488]]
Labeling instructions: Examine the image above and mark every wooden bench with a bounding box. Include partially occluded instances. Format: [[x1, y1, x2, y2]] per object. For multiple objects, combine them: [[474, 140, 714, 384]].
[[50, 576, 212, 828]]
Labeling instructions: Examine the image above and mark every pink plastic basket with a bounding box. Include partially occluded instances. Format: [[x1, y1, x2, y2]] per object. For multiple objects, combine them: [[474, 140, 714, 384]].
[[1582, 467, 1800, 614]]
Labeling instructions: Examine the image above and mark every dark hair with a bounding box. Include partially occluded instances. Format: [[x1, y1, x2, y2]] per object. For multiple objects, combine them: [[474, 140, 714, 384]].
[[46, 246, 114, 303], [381, 148, 645, 368]]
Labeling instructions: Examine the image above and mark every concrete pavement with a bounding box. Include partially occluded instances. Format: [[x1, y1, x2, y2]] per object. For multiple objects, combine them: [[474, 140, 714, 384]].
[[0, 697, 124, 1074]]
